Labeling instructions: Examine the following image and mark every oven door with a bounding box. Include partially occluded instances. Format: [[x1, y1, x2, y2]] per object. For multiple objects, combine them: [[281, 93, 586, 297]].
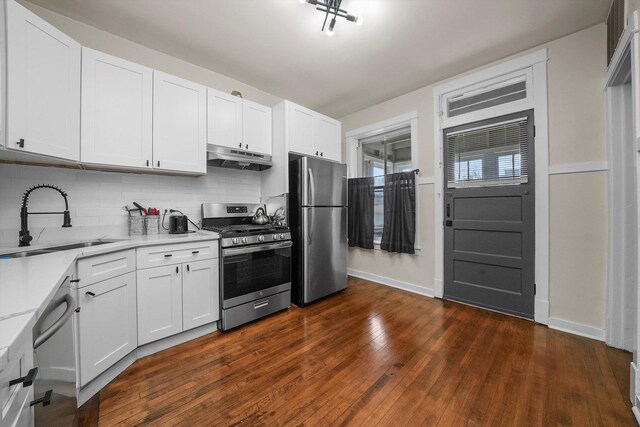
[[221, 241, 292, 308]]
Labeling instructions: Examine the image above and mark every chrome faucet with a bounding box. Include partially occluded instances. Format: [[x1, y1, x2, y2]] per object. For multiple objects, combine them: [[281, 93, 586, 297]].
[[19, 184, 72, 247]]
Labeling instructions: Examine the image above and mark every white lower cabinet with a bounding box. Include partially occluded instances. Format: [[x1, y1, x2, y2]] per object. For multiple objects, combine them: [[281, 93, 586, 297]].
[[137, 264, 183, 345], [182, 259, 219, 330], [137, 254, 219, 344], [77, 272, 137, 387]]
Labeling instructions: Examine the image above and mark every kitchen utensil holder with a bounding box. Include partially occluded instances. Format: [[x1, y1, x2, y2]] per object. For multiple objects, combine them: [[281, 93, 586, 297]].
[[145, 215, 160, 235], [128, 216, 145, 236]]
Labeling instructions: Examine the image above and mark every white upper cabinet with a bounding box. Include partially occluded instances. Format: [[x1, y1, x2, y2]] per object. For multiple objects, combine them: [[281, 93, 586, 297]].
[[242, 99, 272, 155], [81, 48, 153, 168], [286, 101, 341, 162], [288, 103, 316, 157], [314, 114, 341, 162], [208, 90, 272, 155], [153, 71, 207, 174], [207, 88, 242, 150], [6, 0, 80, 161]]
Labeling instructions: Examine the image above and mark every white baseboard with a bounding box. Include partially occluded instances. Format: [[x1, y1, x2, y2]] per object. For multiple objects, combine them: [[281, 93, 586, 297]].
[[548, 317, 605, 341], [631, 362, 638, 405], [348, 269, 434, 298], [534, 298, 549, 325], [137, 322, 218, 358], [632, 405, 640, 424], [78, 322, 219, 406]]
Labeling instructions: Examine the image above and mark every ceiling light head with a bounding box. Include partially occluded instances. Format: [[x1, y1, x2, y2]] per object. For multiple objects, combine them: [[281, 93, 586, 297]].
[[327, 17, 336, 36], [304, 0, 362, 34]]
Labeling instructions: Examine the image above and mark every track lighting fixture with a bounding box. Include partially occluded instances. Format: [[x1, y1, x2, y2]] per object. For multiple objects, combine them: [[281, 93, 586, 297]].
[[303, 0, 362, 35]]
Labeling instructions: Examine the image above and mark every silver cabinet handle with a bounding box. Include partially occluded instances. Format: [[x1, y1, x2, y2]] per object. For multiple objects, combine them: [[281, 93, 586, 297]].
[[254, 300, 269, 309], [33, 293, 76, 349]]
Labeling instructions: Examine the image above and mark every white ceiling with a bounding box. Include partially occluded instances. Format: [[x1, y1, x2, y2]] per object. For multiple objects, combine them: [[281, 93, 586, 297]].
[[25, 0, 612, 118]]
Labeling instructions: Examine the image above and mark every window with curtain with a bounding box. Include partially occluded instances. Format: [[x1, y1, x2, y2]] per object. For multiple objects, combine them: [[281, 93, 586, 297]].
[[359, 126, 412, 246]]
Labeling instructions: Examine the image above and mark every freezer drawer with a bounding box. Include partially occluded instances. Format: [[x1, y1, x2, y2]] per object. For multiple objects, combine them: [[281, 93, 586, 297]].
[[302, 206, 347, 304]]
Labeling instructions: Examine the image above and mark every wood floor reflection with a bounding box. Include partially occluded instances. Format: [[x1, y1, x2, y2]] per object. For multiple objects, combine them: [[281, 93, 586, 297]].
[[78, 277, 635, 426]]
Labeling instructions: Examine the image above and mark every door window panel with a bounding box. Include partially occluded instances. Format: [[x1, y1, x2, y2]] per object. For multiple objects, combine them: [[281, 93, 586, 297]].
[[446, 117, 529, 188]]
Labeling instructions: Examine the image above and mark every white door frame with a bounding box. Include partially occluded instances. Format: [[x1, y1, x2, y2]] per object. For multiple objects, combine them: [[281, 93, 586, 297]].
[[432, 49, 550, 324]]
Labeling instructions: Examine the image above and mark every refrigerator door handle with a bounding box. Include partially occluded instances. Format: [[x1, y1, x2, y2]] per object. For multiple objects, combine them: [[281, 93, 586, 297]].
[[308, 206, 314, 245], [308, 167, 316, 206]]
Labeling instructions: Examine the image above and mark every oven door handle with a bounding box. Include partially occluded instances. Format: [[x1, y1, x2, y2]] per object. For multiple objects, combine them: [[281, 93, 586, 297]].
[[223, 241, 292, 256]]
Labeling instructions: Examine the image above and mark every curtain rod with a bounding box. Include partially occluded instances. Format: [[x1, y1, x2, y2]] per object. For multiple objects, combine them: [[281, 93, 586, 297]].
[[366, 169, 420, 179]]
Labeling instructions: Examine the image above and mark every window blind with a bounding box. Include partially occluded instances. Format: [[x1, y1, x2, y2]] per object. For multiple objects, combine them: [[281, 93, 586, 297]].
[[446, 117, 529, 188], [447, 79, 526, 118]]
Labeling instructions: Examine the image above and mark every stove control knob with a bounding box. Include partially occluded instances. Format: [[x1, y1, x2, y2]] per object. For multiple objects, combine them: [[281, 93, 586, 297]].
[[273, 234, 279, 240], [232, 238, 239, 244], [280, 234, 285, 239], [258, 235, 265, 242], [242, 237, 248, 243]]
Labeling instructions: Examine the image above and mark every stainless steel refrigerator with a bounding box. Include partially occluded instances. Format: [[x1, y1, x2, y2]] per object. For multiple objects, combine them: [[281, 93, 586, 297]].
[[289, 155, 347, 306]]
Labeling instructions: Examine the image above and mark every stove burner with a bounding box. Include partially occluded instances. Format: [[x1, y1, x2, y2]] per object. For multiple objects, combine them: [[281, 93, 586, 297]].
[[202, 224, 289, 235]]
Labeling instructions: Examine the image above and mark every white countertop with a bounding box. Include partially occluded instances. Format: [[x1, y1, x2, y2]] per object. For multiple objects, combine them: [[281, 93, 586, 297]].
[[0, 231, 219, 363]]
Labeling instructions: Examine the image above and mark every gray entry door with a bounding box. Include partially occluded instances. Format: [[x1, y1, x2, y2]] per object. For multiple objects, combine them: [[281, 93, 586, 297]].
[[443, 110, 535, 319]]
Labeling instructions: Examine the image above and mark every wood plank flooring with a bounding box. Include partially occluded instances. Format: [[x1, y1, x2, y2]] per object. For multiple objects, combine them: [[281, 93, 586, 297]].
[[78, 277, 635, 426]]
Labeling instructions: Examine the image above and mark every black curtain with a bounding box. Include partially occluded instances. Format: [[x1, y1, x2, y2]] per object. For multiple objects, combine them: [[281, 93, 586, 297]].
[[380, 172, 416, 254], [348, 177, 375, 249]]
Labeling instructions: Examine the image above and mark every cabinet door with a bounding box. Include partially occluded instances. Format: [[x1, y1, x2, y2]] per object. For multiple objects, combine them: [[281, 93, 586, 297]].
[[81, 48, 152, 168], [6, 0, 80, 161], [182, 259, 219, 330], [314, 115, 342, 162], [242, 100, 272, 155], [207, 88, 242, 150], [153, 71, 206, 174], [77, 272, 137, 386], [288, 102, 316, 156], [137, 264, 182, 345]]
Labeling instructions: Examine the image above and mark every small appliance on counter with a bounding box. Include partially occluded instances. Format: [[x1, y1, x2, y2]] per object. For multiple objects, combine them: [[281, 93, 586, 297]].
[[169, 213, 189, 234], [164, 209, 198, 234], [201, 203, 292, 331]]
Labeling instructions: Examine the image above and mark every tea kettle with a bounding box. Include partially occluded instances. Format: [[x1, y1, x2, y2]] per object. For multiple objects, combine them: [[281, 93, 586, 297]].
[[252, 206, 270, 225]]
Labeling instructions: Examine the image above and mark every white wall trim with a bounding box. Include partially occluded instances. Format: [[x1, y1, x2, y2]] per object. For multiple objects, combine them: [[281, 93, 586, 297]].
[[548, 161, 608, 175], [432, 48, 550, 325], [348, 269, 435, 298], [417, 176, 434, 185], [345, 111, 418, 139], [433, 49, 548, 96], [547, 317, 605, 341]]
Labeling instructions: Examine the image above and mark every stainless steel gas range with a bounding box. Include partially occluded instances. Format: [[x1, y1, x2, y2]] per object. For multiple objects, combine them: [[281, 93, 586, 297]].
[[201, 203, 292, 331]]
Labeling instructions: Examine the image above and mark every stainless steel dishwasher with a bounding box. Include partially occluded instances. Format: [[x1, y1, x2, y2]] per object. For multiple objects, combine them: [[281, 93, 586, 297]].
[[31, 275, 78, 426]]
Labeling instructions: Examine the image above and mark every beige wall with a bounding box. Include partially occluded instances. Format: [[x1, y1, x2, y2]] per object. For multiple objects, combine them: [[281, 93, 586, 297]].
[[341, 24, 608, 330], [19, 1, 282, 108]]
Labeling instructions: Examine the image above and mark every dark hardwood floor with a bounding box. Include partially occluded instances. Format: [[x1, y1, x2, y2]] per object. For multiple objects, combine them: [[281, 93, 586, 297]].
[[78, 277, 635, 426]]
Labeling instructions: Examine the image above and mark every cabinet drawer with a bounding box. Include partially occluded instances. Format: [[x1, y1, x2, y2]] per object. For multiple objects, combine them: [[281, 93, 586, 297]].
[[77, 249, 136, 286], [0, 323, 34, 426], [136, 241, 218, 269]]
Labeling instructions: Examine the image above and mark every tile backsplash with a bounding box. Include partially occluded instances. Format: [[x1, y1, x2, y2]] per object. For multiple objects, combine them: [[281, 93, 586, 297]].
[[0, 164, 261, 247]]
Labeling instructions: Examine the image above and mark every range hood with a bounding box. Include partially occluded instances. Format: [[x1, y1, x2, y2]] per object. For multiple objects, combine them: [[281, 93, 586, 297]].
[[207, 144, 272, 171]]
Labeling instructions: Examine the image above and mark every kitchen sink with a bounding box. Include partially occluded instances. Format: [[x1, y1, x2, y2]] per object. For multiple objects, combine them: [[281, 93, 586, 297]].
[[4, 249, 55, 258], [0, 239, 123, 259]]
